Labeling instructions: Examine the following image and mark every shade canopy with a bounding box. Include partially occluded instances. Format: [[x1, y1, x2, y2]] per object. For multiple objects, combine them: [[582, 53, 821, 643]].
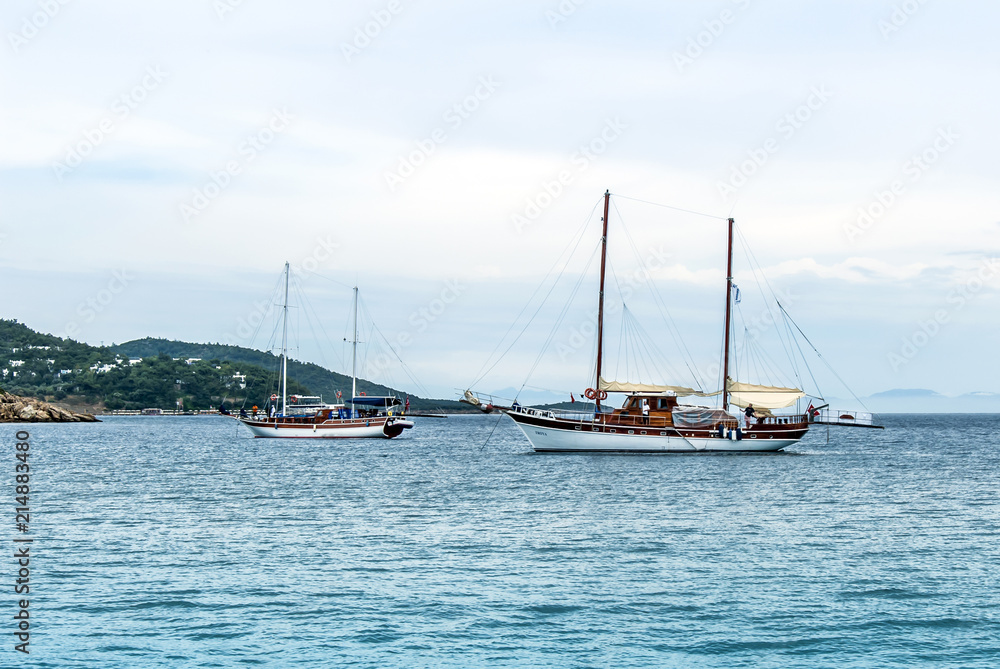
[[352, 396, 402, 407], [595, 377, 805, 410], [598, 377, 702, 396], [725, 379, 805, 410]]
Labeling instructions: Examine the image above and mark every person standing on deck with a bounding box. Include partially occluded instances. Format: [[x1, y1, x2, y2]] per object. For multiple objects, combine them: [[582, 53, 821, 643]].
[[641, 398, 650, 424], [744, 403, 756, 429]]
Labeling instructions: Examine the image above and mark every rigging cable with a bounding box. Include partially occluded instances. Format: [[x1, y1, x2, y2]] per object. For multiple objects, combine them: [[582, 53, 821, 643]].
[[627, 303, 693, 385], [236, 270, 285, 409], [358, 294, 435, 400], [298, 279, 349, 373], [733, 225, 802, 384], [479, 411, 508, 451], [516, 240, 602, 401], [615, 299, 626, 382], [611, 198, 708, 390], [243, 270, 286, 354], [734, 303, 779, 388], [777, 302, 872, 411], [779, 305, 825, 400], [468, 199, 601, 389], [292, 282, 333, 377], [612, 193, 728, 221]]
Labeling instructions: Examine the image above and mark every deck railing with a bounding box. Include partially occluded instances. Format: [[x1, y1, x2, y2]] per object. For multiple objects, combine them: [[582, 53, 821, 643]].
[[509, 405, 746, 430], [755, 414, 808, 426], [811, 408, 880, 428]]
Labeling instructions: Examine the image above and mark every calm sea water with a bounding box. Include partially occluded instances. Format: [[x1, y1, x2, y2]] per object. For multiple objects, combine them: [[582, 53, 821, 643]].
[[9, 413, 1000, 667]]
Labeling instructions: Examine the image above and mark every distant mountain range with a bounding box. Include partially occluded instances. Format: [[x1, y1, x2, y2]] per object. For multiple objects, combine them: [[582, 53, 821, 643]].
[[855, 389, 1000, 414]]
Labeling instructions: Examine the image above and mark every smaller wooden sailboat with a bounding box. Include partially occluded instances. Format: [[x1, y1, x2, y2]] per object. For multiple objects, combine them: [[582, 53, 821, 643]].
[[236, 263, 413, 439]]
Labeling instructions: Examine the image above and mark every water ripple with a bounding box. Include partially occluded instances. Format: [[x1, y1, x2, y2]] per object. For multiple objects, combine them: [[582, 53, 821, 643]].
[[19, 413, 1000, 668]]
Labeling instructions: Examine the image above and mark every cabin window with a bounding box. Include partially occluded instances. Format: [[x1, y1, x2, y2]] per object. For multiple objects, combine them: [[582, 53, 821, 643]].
[[574, 425, 581, 431], [640, 431, 647, 435], [610, 429, 616, 434], [628, 430, 634, 435], [660, 431, 667, 436]]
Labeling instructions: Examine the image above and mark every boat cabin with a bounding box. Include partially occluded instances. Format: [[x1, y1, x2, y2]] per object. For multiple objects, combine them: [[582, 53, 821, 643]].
[[600, 392, 683, 427], [283, 394, 337, 417], [351, 395, 403, 418], [611, 393, 679, 417]]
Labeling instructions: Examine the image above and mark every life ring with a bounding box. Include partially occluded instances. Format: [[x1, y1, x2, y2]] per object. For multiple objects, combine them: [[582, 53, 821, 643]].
[[270, 394, 278, 402], [598, 390, 608, 400], [336, 390, 342, 399], [360, 391, 366, 396], [584, 388, 596, 400]]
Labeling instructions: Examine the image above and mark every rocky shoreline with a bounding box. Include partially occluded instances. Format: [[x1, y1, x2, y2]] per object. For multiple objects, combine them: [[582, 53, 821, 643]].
[[0, 390, 99, 423]]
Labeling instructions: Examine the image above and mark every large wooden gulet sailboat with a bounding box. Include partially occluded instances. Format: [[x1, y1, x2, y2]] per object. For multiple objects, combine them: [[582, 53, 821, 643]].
[[235, 263, 414, 439], [496, 191, 867, 453]]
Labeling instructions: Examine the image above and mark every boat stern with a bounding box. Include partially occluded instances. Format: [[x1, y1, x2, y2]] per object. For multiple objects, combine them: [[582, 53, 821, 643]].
[[383, 417, 414, 438]]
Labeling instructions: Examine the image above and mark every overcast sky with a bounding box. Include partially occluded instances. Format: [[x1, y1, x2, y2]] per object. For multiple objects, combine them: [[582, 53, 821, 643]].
[[2, 0, 998, 401]]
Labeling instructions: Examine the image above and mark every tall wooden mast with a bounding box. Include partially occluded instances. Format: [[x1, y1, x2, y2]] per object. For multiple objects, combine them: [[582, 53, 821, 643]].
[[722, 218, 734, 410], [280, 261, 289, 417], [595, 190, 611, 413], [351, 285, 359, 413]]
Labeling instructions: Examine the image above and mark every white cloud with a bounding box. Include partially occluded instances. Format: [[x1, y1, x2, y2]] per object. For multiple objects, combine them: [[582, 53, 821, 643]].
[[758, 257, 931, 284], [2, 0, 1000, 396]]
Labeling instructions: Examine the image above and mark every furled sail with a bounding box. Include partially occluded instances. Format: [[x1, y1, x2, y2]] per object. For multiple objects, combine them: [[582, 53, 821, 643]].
[[726, 379, 804, 409], [598, 377, 702, 396]]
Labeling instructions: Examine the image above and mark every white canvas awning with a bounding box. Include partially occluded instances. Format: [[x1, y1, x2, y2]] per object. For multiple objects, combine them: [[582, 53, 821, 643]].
[[598, 377, 702, 396], [725, 379, 805, 409], [596, 378, 804, 409]]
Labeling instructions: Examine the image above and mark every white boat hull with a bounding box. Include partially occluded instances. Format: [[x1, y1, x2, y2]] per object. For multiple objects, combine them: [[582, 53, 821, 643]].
[[507, 411, 803, 453], [236, 416, 413, 439]]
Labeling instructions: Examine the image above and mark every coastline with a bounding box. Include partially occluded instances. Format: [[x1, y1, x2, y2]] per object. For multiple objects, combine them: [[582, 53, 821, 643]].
[[0, 390, 99, 423]]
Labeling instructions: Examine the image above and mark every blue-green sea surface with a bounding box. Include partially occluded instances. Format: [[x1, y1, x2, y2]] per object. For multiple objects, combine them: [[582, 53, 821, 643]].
[[10, 413, 1000, 668]]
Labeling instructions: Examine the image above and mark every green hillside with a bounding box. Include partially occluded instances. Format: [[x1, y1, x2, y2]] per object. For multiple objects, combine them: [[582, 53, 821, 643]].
[[0, 320, 468, 412], [110, 338, 467, 412], [0, 319, 310, 411], [112, 338, 372, 398]]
